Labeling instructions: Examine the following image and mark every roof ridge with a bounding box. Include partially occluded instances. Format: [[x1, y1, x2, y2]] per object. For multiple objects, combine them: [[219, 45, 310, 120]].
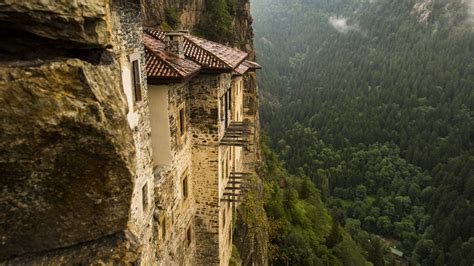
[[144, 28, 165, 41], [144, 43, 183, 78], [184, 35, 235, 70]]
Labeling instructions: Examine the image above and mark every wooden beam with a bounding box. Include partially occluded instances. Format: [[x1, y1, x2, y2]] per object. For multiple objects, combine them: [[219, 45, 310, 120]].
[[221, 198, 242, 203], [223, 192, 242, 197], [226, 181, 243, 185]]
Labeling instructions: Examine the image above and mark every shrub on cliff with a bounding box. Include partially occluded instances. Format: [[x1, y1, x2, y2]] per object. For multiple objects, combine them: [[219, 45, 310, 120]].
[[195, 0, 234, 43]]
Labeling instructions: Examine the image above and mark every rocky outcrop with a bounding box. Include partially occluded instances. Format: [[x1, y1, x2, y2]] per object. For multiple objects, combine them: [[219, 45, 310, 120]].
[[141, 0, 255, 56], [0, 0, 151, 262], [4, 231, 141, 265], [233, 0, 256, 58], [0, 0, 111, 46], [141, 0, 206, 29], [412, 0, 434, 24], [0, 59, 136, 260]]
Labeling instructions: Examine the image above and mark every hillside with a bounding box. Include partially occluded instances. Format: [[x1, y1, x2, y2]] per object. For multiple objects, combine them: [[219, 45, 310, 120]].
[[253, 0, 474, 264]]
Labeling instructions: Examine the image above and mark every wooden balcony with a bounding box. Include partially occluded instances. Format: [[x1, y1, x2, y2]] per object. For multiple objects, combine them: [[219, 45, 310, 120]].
[[219, 121, 252, 147], [221, 172, 252, 203]]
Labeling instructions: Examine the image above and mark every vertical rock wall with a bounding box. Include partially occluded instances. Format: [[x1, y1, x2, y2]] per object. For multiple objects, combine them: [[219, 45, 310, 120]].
[[0, 59, 135, 260], [141, 0, 206, 29], [140, 0, 255, 57], [0, 0, 155, 264]]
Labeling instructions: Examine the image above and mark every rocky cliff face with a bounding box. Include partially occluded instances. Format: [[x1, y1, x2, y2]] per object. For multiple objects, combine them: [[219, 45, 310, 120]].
[[0, 59, 136, 259], [141, 0, 255, 58], [412, 0, 473, 25], [141, 0, 205, 29], [0, 0, 144, 263], [0, 0, 111, 47]]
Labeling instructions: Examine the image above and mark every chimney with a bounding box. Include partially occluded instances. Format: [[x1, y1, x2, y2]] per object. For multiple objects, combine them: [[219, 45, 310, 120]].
[[164, 32, 185, 59], [177, 30, 190, 35]]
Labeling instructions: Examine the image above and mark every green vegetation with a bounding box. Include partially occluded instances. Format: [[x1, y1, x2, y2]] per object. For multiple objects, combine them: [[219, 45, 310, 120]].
[[164, 7, 180, 29], [229, 245, 242, 266], [233, 174, 269, 265], [260, 138, 367, 265], [253, 0, 474, 264], [195, 0, 235, 43]]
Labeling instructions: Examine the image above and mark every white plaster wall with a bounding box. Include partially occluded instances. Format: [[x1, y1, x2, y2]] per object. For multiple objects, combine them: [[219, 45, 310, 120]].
[[148, 84, 172, 166], [121, 59, 139, 128], [153, 81, 196, 265]]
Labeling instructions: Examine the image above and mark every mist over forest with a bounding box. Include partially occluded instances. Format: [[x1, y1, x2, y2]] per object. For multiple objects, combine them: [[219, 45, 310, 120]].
[[251, 0, 474, 264]]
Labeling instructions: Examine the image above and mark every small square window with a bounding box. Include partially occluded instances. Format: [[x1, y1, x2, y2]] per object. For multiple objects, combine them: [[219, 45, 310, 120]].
[[142, 182, 148, 212]]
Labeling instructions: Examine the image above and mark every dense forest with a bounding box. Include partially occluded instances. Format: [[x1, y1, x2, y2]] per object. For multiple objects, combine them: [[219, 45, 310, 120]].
[[252, 0, 474, 264]]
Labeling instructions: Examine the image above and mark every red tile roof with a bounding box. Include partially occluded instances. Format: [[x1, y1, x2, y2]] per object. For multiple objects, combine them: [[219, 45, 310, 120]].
[[233, 60, 262, 75], [233, 63, 250, 76], [144, 28, 165, 41], [242, 60, 262, 70], [143, 32, 201, 84], [143, 29, 259, 81], [183, 35, 248, 71]]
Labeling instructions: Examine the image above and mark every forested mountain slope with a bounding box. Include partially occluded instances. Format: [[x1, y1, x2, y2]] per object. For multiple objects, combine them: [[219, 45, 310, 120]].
[[252, 0, 474, 264]]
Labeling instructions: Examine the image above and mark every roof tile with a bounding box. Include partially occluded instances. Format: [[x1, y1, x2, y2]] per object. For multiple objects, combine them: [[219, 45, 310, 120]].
[[143, 32, 200, 83], [183, 35, 248, 70]]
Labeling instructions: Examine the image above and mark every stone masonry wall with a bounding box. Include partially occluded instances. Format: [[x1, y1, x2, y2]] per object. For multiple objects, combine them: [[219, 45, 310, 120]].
[[190, 74, 228, 265], [153, 81, 196, 265], [217, 74, 235, 266]]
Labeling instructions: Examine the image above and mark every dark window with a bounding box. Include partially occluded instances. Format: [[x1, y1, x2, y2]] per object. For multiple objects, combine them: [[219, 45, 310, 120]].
[[161, 217, 166, 240], [228, 90, 232, 113], [182, 176, 188, 199], [186, 225, 192, 246], [222, 210, 226, 228], [132, 60, 142, 102], [221, 159, 225, 180], [142, 182, 148, 212], [224, 92, 229, 127], [179, 107, 185, 136]]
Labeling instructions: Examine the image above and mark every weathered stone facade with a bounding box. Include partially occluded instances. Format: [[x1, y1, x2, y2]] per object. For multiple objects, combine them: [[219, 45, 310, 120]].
[[190, 74, 229, 265], [148, 81, 196, 265], [146, 64, 255, 266]]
